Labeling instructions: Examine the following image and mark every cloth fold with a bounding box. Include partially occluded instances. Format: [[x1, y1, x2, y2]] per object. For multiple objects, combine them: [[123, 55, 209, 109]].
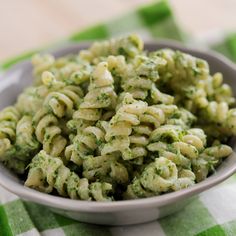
[[1, 1, 236, 235]]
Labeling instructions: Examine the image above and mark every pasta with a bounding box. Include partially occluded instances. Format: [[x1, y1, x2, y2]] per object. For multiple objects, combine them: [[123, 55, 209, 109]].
[[79, 34, 143, 62], [0, 107, 22, 171], [43, 83, 84, 119], [0, 108, 40, 173], [31, 53, 92, 86], [192, 144, 232, 182], [82, 154, 129, 185], [0, 34, 234, 201], [70, 61, 117, 131], [153, 49, 236, 140], [0, 106, 21, 152], [122, 55, 173, 104], [33, 108, 67, 157], [15, 116, 40, 160], [25, 150, 112, 201], [124, 157, 178, 199], [67, 124, 106, 164]]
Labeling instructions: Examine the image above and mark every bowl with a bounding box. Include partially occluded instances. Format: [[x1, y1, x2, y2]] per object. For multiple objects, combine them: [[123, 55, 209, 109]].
[[0, 41, 236, 226]]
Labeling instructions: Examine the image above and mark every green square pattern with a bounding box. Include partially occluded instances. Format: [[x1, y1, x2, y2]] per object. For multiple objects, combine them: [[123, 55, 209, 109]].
[[137, 0, 171, 26], [0, 205, 13, 236], [3, 200, 36, 235], [70, 24, 109, 41], [62, 223, 111, 236], [160, 198, 217, 236]]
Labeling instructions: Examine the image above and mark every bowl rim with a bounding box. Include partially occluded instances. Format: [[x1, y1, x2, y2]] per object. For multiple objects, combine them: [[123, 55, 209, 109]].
[[0, 40, 236, 213]]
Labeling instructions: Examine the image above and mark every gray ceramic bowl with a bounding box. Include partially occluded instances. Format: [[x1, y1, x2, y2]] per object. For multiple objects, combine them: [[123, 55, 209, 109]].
[[0, 41, 236, 226]]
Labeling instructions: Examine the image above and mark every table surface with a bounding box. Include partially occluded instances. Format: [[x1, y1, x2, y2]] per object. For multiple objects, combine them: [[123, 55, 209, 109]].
[[0, 0, 236, 62]]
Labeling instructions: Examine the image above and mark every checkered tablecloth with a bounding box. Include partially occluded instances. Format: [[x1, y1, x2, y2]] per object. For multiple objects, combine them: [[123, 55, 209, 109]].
[[1, 1, 236, 235]]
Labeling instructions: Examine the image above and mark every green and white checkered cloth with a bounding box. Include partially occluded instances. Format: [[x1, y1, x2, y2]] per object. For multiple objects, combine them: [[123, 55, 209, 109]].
[[1, 1, 236, 235]]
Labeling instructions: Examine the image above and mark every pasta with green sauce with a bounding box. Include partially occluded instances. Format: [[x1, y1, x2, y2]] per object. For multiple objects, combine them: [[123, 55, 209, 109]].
[[0, 34, 235, 201]]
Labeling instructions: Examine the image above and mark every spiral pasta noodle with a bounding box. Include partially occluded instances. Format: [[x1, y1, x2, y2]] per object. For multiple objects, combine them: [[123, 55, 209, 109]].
[[192, 144, 232, 182], [166, 108, 196, 129], [15, 116, 40, 159], [0, 106, 21, 156], [102, 93, 148, 160], [148, 126, 207, 170], [129, 105, 167, 164], [66, 120, 110, 166], [32, 54, 55, 84], [124, 157, 178, 199], [33, 109, 67, 157], [25, 150, 112, 201], [121, 55, 173, 104], [43, 83, 84, 118], [31, 53, 92, 86], [71, 62, 117, 132], [82, 154, 129, 185], [198, 102, 236, 139], [154, 49, 209, 89], [172, 169, 196, 191], [154, 49, 210, 109], [79, 34, 143, 62], [0, 107, 25, 173], [16, 85, 50, 115], [0, 109, 40, 173]]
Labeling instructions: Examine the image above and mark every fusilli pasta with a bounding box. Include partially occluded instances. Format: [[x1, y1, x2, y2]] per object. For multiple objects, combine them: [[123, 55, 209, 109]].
[[25, 150, 112, 201], [0, 34, 234, 201]]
